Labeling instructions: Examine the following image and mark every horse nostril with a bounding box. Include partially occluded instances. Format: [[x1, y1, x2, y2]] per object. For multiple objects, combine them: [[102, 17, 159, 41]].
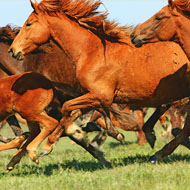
[[8, 48, 14, 57], [130, 33, 135, 40]]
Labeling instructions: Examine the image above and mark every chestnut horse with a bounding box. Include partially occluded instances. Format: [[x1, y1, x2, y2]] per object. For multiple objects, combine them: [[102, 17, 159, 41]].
[[0, 25, 148, 147], [0, 72, 112, 172], [9, 0, 190, 164], [131, 0, 190, 60], [0, 72, 62, 170], [2, 25, 128, 145], [1, 24, 180, 149], [0, 25, 151, 172], [131, 0, 190, 162]]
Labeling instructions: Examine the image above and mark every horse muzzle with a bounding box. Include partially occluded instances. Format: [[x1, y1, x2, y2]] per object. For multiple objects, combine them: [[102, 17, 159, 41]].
[[8, 48, 24, 61], [130, 33, 143, 48]]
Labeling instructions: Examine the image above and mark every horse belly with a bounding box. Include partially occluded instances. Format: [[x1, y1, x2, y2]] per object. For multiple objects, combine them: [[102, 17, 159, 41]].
[[114, 45, 190, 106], [115, 78, 189, 107]]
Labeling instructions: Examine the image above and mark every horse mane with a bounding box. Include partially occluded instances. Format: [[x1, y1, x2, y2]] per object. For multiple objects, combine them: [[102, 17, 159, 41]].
[[170, 0, 190, 15], [37, 0, 132, 42], [0, 25, 20, 45]]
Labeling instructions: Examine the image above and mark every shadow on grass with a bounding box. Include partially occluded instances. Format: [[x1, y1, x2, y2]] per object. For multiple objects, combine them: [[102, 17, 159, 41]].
[[2, 153, 190, 176], [162, 153, 190, 163], [0, 160, 108, 177], [108, 141, 136, 148]]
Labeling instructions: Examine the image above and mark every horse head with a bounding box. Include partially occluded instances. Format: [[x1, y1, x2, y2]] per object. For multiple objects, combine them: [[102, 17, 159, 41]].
[[131, 2, 180, 48], [8, 0, 51, 61]]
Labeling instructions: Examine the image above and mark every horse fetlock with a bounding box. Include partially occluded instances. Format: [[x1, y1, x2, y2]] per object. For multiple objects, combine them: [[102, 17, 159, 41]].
[[145, 131, 156, 149], [27, 149, 39, 164], [149, 153, 163, 164], [40, 148, 53, 157], [117, 133, 125, 144], [6, 166, 14, 173], [40, 143, 54, 157], [93, 147, 111, 167]]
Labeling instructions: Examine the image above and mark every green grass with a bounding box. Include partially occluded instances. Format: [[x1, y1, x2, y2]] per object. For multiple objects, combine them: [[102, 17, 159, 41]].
[[0, 110, 189, 190]]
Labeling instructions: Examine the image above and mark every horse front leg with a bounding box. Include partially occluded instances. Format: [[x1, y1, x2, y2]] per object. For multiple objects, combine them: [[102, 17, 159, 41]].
[[6, 122, 40, 172], [149, 102, 190, 163], [143, 104, 171, 148], [42, 93, 115, 166], [60, 93, 124, 143]]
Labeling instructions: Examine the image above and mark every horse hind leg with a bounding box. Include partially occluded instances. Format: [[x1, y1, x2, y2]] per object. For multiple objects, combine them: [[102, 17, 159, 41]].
[[6, 122, 40, 172], [97, 108, 124, 144], [91, 130, 108, 148], [131, 110, 146, 145], [0, 132, 30, 152], [150, 101, 190, 163], [7, 115, 23, 136], [0, 115, 24, 144], [0, 115, 29, 151], [0, 135, 12, 144], [25, 112, 59, 163]]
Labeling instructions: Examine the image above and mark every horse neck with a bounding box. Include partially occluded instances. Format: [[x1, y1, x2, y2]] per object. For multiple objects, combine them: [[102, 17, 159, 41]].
[[45, 14, 101, 66], [176, 16, 190, 60], [0, 42, 24, 75], [24, 42, 79, 87]]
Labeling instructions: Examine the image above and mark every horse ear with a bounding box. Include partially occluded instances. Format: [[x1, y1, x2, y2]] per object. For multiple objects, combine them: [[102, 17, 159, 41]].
[[168, 0, 174, 8], [30, 0, 39, 13], [168, 0, 180, 15]]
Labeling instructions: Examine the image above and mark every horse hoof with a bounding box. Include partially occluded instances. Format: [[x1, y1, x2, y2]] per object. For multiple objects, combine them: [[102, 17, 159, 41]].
[[104, 160, 112, 168], [99, 158, 112, 168], [6, 166, 14, 173], [28, 150, 39, 164], [145, 132, 156, 149], [22, 132, 31, 138], [117, 133, 125, 144], [39, 150, 51, 157], [149, 155, 158, 164], [35, 159, 39, 165]]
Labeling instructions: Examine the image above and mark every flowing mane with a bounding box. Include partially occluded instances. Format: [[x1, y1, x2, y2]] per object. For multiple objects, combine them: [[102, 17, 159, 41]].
[[169, 0, 190, 16], [36, 0, 132, 42], [0, 25, 20, 45]]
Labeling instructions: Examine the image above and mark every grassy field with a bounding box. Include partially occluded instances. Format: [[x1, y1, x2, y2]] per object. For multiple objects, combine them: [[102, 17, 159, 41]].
[[0, 111, 190, 190]]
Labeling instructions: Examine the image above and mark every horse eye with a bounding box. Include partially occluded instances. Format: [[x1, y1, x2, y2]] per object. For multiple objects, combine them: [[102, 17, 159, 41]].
[[26, 23, 32, 27], [155, 16, 162, 21]]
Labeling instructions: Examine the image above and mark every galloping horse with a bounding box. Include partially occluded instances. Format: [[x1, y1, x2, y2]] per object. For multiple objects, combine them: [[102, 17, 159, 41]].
[[0, 25, 151, 171], [131, 0, 190, 60], [1, 25, 184, 149], [131, 0, 190, 162], [0, 72, 63, 170], [0, 25, 148, 146], [9, 0, 190, 164]]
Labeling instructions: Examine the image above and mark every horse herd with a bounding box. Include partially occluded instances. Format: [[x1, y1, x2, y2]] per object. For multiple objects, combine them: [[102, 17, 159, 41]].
[[0, 0, 190, 172]]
